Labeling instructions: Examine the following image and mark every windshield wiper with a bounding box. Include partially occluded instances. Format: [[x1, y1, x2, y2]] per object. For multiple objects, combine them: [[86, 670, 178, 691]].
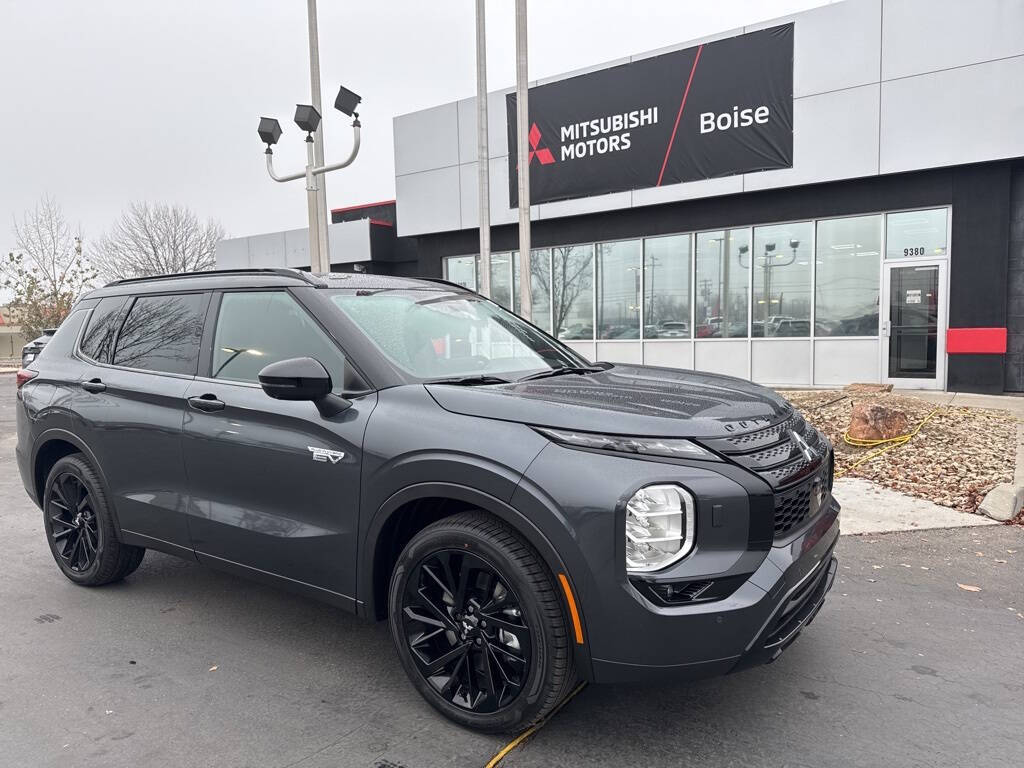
[[426, 374, 512, 386], [517, 366, 605, 382]]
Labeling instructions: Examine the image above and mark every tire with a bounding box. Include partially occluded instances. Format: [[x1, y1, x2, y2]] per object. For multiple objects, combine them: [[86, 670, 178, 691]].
[[388, 511, 575, 732], [41, 454, 146, 586]]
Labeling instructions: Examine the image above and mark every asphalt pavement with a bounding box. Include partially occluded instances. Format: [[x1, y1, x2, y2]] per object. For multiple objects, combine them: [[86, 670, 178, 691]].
[[1, 376, 1022, 768]]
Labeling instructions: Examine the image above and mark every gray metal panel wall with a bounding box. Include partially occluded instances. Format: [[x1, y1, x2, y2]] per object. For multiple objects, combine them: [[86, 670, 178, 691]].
[[393, 0, 1024, 238]]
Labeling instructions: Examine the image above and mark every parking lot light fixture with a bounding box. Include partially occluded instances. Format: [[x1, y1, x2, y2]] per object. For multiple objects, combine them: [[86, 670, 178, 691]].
[[334, 85, 361, 117], [294, 104, 322, 134], [257, 117, 283, 147], [258, 85, 363, 274]]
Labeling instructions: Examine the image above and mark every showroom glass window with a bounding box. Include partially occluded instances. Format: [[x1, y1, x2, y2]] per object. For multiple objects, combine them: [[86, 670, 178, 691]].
[[443, 255, 477, 289], [644, 234, 691, 339], [112, 293, 207, 374], [551, 245, 593, 340], [695, 229, 750, 338], [815, 215, 882, 336], [752, 222, 812, 337], [212, 291, 351, 393], [886, 208, 948, 259], [597, 240, 641, 340], [489, 252, 513, 309]]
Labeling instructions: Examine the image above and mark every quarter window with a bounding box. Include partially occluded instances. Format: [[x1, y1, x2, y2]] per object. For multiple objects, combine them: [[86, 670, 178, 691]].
[[211, 291, 352, 392], [80, 296, 129, 363], [112, 293, 207, 374]]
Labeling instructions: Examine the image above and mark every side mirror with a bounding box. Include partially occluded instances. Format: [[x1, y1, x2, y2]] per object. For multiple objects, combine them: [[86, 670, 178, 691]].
[[258, 357, 351, 417]]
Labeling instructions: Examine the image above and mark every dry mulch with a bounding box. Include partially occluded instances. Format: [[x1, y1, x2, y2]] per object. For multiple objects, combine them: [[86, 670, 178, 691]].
[[786, 390, 1017, 515]]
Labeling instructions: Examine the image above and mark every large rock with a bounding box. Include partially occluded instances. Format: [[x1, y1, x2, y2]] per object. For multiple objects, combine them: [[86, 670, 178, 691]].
[[847, 402, 909, 441]]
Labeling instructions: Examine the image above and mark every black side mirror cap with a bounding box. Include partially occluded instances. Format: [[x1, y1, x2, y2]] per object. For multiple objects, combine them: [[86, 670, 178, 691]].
[[258, 357, 353, 417], [258, 356, 333, 402]]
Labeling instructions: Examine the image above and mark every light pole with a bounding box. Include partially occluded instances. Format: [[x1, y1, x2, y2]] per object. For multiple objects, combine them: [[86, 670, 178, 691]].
[[258, 86, 362, 274], [514, 0, 532, 321], [474, 0, 491, 298]]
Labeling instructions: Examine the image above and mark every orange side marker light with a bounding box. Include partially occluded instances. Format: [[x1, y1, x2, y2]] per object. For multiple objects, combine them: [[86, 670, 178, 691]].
[[557, 573, 584, 645]]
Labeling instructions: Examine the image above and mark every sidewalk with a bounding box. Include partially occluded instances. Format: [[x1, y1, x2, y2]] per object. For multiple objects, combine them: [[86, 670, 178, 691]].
[[895, 388, 1024, 417]]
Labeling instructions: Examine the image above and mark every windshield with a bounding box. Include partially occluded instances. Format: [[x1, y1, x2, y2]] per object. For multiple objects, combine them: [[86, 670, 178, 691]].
[[329, 288, 588, 381]]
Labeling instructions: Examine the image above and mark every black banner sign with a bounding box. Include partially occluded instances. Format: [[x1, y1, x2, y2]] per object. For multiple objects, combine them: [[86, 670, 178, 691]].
[[507, 24, 793, 206]]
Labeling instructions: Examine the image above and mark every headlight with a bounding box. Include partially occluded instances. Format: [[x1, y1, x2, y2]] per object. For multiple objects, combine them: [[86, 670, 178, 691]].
[[534, 427, 716, 461], [625, 484, 696, 572]]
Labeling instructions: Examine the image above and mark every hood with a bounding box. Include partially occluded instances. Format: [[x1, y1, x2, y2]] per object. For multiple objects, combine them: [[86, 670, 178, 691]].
[[425, 364, 793, 439]]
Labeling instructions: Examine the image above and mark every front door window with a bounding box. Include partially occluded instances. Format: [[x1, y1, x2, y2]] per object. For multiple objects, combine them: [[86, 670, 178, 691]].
[[887, 265, 939, 379]]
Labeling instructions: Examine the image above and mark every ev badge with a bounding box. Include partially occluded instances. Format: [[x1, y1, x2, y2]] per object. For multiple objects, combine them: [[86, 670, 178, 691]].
[[308, 446, 345, 465]]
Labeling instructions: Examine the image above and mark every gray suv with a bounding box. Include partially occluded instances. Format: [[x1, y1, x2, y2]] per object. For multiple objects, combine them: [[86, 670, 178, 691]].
[[15, 269, 838, 732]]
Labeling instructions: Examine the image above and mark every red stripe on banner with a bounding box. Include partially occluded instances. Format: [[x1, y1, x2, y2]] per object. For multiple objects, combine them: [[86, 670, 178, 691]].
[[657, 44, 703, 187], [946, 327, 1007, 354]]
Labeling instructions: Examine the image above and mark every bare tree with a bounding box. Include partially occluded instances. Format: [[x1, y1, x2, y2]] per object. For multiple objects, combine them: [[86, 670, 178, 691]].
[[2, 195, 95, 339], [92, 202, 224, 281]]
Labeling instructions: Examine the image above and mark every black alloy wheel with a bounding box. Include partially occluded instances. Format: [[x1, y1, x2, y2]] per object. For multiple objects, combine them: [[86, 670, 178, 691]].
[[47, 472, 100, 573], [42, 454, 146, 586], [389, 512, 575, 732], [401, 549, 531, 713]]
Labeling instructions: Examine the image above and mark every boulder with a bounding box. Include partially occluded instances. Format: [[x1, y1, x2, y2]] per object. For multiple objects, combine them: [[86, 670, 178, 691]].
[[847, 402, 909, 441]]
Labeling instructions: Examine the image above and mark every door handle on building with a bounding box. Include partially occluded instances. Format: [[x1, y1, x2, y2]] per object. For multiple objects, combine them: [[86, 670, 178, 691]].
[[881, 320, 891, 337]]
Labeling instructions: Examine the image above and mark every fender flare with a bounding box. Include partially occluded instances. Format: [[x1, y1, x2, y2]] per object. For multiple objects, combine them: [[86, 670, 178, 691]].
[[31, 428, 124, 538], [360, 481, 593, 676]]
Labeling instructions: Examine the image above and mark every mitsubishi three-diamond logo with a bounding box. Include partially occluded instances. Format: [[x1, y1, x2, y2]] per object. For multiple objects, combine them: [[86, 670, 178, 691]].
[[527, 123, 556, 165]]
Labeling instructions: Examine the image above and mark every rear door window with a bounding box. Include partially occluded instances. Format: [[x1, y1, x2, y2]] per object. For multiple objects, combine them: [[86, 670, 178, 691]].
[[79, 296, 129, 363], [211, 291, 354, 392], [112, 293, 208, 375]]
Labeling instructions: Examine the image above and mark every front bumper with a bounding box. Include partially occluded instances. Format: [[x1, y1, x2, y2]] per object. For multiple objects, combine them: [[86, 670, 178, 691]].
[[590, 499, 840, 684]]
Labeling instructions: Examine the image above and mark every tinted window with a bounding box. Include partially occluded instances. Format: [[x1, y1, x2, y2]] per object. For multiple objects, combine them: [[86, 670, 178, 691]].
[[331, 289, 585, 380], [212, 291, 353, 392], [112, 293, 207, 375], [80, 296, 129, 363]]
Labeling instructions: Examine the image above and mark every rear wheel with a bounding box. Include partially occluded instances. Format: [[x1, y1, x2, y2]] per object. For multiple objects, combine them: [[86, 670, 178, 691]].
[[388, 511, 574, 732], [42, 454, 146, 586]]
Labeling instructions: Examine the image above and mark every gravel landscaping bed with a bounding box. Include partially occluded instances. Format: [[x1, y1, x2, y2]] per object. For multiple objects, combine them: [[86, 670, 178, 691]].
[[786, 390, 1017, 515]]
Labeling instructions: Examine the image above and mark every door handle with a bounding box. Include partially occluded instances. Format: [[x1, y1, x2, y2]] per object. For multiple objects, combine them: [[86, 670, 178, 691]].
[[187, 394, 226, 412], [81, 378, 106, 394]]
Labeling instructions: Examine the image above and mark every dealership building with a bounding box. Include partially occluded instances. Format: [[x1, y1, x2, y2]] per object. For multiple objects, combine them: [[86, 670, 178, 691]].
[[220, 0, 1024, 394]]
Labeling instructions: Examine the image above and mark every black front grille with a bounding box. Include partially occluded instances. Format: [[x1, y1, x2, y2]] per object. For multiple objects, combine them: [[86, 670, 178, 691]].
[[702, 410, 834, 541]]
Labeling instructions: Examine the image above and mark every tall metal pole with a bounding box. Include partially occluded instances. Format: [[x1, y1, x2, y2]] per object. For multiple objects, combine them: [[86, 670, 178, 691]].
[[514, 0, 532, 321], [474, 0, 491, 298], [307, 0, 330, 273], [303, 135, 321, 270]]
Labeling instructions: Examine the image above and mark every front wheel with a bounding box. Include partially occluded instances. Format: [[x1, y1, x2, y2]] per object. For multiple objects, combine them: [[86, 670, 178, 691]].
[[388, 512, 575, 732]]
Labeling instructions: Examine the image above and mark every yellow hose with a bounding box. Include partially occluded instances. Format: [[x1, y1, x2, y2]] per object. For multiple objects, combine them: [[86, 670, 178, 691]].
[[484, 682, 587, 768], [835, 405, 942, 478]]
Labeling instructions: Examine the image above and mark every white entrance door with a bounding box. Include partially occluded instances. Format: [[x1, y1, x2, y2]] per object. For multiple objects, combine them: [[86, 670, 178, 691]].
[[882, 260, 947, 390]]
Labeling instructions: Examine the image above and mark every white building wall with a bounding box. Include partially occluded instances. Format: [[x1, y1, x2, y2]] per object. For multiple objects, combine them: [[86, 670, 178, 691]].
[[393, 0, 1024, 238], [216, 220, 373, 270]]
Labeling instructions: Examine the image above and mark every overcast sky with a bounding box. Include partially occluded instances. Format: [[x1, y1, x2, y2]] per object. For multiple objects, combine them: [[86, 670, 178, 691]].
[[0, 0, 831, 256]]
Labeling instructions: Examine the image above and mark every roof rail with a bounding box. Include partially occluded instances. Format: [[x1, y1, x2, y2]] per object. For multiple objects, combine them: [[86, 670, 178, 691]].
[[416, 277, 477, 292], [104, 268, 323, 288]]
